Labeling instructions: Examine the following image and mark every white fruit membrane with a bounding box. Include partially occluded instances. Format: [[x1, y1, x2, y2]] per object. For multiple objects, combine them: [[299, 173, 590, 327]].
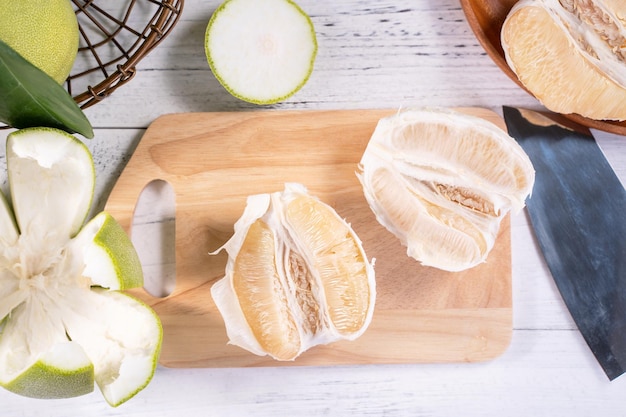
[[210, 192, 272, 358], [357, 108, 535, 272], [39, 341, 92, 370], [211, 183, 375, 361], [0, 128, 160, 406], [207, 0, 316, 102], [7, 129, 94, 241]]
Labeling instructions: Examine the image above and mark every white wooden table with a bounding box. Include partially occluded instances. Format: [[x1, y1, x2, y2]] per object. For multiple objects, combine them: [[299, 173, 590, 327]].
[[1, 1, 625, 415]]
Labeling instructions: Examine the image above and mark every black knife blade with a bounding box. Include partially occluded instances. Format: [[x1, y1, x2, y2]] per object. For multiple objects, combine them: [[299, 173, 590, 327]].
[[503, 106, 626, 381]]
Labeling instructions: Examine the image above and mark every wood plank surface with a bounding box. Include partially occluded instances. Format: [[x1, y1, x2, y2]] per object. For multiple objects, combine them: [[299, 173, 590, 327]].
[[104, 107, 513, 368], [3, 1, 626, 414]]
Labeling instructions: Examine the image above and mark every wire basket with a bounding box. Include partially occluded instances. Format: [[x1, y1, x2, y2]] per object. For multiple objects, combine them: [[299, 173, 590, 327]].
[[69, 0, 184, 109]]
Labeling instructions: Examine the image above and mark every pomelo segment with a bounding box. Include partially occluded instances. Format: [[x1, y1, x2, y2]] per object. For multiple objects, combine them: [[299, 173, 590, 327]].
[[227, 218, 301, 360], [0, 127, 162, 406], [205, 0, 317, 104]]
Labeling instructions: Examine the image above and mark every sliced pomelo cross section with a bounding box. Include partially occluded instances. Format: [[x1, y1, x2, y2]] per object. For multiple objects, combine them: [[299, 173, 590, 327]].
[[0, 127, 161, 407], [205, 0, 317, 104]]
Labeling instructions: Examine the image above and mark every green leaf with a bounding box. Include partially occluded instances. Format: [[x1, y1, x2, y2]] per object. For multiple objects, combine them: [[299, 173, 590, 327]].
[[0, 39, 93, 139]]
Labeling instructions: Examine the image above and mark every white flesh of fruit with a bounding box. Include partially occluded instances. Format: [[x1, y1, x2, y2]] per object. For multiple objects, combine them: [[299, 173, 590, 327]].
[[0, 128, 161, 406], [206, 0, 317, 104]]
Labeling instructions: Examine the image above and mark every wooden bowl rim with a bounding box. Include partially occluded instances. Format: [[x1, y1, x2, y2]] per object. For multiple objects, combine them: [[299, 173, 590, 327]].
[[460, 0, 626, 136]]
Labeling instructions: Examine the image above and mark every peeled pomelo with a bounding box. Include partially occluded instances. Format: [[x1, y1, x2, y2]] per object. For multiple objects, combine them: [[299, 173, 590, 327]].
[[0, 0, 79, 84], [501, 0, 626, 121], [0, 127, 161, 407], [357, 108, 535, 272], [211, 183, 375, 361], [205, 0, 317, 104]]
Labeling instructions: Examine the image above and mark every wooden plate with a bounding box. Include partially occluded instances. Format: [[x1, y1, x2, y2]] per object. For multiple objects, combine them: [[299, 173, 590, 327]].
[[460, 0, 626, 136]]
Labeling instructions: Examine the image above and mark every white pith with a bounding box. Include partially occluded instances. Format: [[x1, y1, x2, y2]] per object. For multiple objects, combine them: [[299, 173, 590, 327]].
[[207, 0, 316, 102], [0, 128, 160, 406]]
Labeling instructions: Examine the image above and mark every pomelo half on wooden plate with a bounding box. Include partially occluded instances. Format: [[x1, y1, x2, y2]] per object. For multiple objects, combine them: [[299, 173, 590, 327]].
[[460, 0, 626, 136]]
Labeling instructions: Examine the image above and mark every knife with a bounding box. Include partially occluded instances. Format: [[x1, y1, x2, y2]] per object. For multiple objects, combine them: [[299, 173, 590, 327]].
[[503, 106, 626, 381]]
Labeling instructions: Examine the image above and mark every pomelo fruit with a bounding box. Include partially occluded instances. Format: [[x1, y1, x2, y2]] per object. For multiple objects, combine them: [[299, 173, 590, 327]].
[[211, 183, 375, 361], [0, 127, 161, 406], [205, 0, 317, 104], [357, 108, 535, 272], [0, 0, 79, 84], [501, 0, 626, 121]]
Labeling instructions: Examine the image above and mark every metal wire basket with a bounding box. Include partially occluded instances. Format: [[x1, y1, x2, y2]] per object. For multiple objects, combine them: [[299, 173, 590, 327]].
[[69, 0, 183, 109]]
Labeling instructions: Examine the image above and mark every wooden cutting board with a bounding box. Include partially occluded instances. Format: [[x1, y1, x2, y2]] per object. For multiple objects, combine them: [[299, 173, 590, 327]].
[[104, 108, 513, 368]]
